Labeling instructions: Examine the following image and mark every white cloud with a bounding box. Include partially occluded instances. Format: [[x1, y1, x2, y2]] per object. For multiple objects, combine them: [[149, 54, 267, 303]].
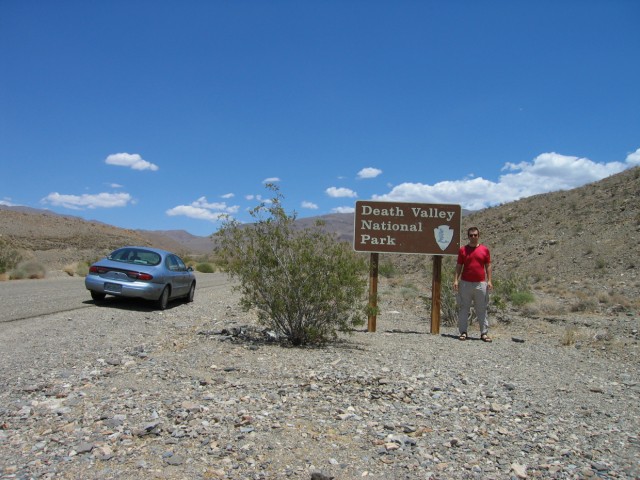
[[221, 193, 235, 199], [373, 150, 637, 210], [326, 187, 357, 198], [357, 167, 382, 179], [263, 177, 281, 183], [245, 194, 268, 202], [105, 153, 159, 171], [1, 197, 17, 206], [332, 206, 355, 214], [166, 197, 239, 222], [302, 201, 319, 210], [41, 192, 133, 210], [627, 148, 640, 166], [165, 205, 228, 222]]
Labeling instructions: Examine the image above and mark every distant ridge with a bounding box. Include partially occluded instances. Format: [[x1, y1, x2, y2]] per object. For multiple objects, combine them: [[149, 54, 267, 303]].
[[1, 167, 638, 305]]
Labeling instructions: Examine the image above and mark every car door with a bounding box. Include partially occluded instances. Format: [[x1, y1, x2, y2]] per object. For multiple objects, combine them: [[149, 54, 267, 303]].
[[167, 254, 189, 296], [174, 255, 190, 296]]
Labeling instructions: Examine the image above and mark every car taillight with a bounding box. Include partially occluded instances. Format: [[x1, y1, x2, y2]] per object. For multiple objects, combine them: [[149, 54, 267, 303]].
[[126, 271, 153, 281], [89, 266, 108, 274]]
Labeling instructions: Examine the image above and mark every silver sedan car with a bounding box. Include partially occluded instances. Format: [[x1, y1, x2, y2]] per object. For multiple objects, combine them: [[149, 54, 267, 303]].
[[85, 246, 196, 310]]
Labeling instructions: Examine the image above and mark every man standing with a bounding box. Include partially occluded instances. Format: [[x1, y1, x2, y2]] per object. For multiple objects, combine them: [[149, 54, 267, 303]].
[[453, 227, 493, 342]]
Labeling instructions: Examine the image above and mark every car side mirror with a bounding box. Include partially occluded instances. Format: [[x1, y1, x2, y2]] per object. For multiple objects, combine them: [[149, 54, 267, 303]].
[[187, 266, 193, 272]]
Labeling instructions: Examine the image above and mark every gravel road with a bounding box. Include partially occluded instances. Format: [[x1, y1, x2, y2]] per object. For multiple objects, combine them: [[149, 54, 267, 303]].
[[0, 273, 229, 323], [1, 273, 639, 479]]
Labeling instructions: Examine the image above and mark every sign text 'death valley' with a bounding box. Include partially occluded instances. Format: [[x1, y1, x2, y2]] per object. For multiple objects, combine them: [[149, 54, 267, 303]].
[[354, 201, 462, 255]]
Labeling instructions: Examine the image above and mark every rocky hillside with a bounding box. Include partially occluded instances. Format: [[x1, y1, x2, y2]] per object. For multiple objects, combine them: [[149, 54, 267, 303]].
[[468, 166, 640, 304], [1, 167, 639, 307]]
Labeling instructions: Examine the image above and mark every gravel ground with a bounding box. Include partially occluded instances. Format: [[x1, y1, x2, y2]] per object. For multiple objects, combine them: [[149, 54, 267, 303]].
[[1, 274, 639, 480]]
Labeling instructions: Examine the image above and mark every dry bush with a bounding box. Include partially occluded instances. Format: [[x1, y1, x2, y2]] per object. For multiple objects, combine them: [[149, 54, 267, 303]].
[[570, 297, 600, 313], [560, 326, 579, 346], [561, 325, 615, 348], [63, 263, 77, 276], [535, 298, 568, 316], [63, 261, 90, 277], [11, 261, 46, 280]]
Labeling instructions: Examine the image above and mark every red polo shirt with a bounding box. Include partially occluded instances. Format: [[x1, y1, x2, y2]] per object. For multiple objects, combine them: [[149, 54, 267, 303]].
[[457, 244, 490, 282]]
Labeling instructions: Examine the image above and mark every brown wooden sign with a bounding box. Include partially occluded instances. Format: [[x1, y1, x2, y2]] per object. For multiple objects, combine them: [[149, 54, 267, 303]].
[[354, 200, 461, 255]]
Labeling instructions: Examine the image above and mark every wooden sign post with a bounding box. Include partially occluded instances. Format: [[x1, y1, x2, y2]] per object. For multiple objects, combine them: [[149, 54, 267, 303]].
[[430, 255, 442, 334], [368, 252, 379, 332]]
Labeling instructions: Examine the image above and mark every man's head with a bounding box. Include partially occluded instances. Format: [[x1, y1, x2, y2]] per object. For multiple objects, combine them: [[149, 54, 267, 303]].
[[467, 227, 480, 245]]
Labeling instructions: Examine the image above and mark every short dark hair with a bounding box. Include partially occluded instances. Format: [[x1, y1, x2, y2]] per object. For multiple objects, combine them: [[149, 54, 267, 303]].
[[467, 227, 480, 236]]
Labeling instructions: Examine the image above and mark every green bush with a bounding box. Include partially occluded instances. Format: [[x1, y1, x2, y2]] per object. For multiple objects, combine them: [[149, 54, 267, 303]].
[[493, 274, 535, 307], [196, 262, 215, 273], [378, 260, 396, 278], [216, 185, 368, 346], [0, 238, 22, 274]]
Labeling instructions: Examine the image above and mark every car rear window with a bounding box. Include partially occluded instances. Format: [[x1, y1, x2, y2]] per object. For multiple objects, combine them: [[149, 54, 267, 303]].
[[108, 248, 161, 266]]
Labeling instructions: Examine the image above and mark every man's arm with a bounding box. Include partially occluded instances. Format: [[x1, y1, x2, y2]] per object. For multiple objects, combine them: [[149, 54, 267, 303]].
[[453, 263, 463, 292]]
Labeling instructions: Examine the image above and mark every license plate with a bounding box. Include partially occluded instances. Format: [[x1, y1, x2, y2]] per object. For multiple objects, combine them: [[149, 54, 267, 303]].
[[104, 283, 122, 293]]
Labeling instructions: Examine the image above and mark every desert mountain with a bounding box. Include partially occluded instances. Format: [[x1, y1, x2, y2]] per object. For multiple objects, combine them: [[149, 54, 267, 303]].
[[1, 167, 639, 306]]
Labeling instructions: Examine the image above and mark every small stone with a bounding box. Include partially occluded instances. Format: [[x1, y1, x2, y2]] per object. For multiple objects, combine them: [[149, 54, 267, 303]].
[[590, 461, 609, 471], [164, 454, 185, 465], [511, 462, 527, 478], [74, 442, 94, 454]]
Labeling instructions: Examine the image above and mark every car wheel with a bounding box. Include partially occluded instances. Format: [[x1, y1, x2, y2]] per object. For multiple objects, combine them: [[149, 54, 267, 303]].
[[91, 291, 106, 302], [157, 286, 170, 310], [186, 282, 195, 303]]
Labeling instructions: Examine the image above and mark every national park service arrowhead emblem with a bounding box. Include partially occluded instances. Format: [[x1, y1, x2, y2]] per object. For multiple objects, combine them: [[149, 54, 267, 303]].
[[434, 225, 454, 251]]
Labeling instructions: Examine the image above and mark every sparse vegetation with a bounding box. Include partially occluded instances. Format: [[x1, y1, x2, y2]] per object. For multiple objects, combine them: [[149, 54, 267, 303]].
[[560, 326, 579, 346], [493, 274, 535, 307], [570, 295, 599, 313], [378, 260, 396, 278], [63, 260, 91, 277], [196, 262, 215, 273], [422, 257, 464, 327], [10, 260, 46, 280], [0, 237, 22, 274], [216, 185, 368, 346]]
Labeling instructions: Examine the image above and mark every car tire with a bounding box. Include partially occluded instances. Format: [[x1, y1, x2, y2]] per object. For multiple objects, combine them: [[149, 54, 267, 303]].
[[186, 282, 195, 303], [91, 291, 106, 302], [157, 286, 170, 310]]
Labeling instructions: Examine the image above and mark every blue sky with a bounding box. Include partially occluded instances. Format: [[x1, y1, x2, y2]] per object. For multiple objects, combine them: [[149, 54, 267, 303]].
[[1, 1, 639, 237]]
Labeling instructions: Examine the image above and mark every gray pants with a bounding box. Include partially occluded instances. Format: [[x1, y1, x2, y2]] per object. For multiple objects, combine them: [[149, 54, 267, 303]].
[[457, 280, 489, 335]]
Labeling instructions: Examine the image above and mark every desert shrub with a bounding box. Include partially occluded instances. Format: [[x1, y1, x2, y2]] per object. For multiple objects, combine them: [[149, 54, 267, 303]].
[[11, 261, 46, 280], [570, 296, 599, 313], [378, 260, 396, 278], [216, 185, 368, 346], [196, 262, 215, 273], [493, 274, 535, 307], [561, 326, 579, 346], [0, 238, 22, 274], [63, 261, 91, 277], [76, 261, 90, 277], [62, 264, 77, 276]]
